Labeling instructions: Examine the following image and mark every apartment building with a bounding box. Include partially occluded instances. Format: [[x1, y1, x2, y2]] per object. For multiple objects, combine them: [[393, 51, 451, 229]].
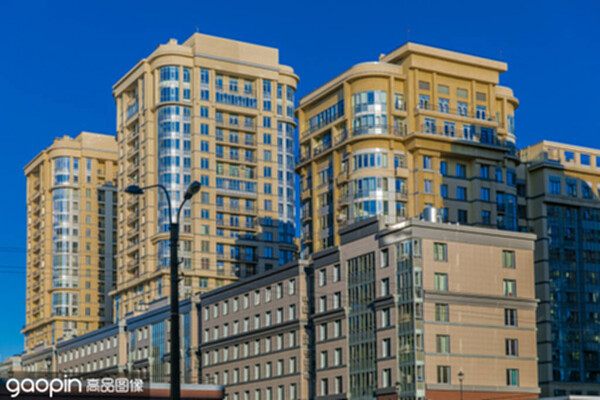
[[23, 132, 118, 352], [520, 141, 600, 396], [199, 261, 311, 400], [311, 216, 539, 400], [296, 42, 523, 257], [112, 33, 299, 320]]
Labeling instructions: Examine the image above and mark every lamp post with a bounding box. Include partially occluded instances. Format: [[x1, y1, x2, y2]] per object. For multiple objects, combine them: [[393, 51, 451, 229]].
[[458, 370, 464, 400], [125, 181, 201, 400]]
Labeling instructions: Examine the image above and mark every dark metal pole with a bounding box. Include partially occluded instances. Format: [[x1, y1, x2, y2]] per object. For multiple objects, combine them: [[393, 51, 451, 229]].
[[170, 221, 180, 400]]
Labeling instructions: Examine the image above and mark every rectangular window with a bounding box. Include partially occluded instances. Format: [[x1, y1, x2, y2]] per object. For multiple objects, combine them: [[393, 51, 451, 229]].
[[318, 269, 327, 286], [434, 273, 448, 291], [456, 164, 466, 178], [550, 177, 561, 194], [418, 81, 430, 90], [380, 278, 390, 296], [333, 264, 341, 281], [503, 250, 516, 269], [435, 304, 449, 322], [457, 88, 468, 98], [437, 365, 451, 384], [506, 369, 519, 386], [506, 339, 519, 356], [436, 335, 450, 353], [440, 161, 447, 175], [440, 184, 448, 198], [581, 154, 591, 165], [381, 338, 391, 357], [457, 186, 467, 201], [481, 187, 490, 201], [423, 156, 433, 170], [434, 243, 448, 261], [424, 179, 433, 193], [380, 248, 389, 268], [565, 151, 575, 162], [504, 280, 517, 297], [505, 308, 517, 326]]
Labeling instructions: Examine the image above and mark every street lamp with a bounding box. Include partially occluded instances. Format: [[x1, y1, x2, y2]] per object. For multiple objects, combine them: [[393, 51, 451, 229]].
[[124, 181, 201, 400], [457, 370, 464, 400]]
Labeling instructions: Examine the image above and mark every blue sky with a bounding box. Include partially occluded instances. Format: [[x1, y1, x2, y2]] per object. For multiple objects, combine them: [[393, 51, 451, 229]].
[[0, 0, 598, 359]]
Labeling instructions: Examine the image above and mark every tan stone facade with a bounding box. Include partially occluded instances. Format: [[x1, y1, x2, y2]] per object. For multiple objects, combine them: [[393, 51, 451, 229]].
[[311, 218, 539, 400], [112, 33, 299, 321], [23, 132, 118, 352], [296, 42, 522, 257]]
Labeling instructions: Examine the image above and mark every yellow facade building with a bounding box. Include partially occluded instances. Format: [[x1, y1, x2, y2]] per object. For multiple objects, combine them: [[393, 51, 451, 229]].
[[296, 43, 522, 257], [112, 34, 298, 320], [23, 132, 118, 351]]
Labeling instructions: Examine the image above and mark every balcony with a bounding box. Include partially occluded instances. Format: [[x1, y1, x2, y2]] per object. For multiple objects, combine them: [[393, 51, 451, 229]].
[[395, 188, 408, 200], [313, 141, 332, 157], [413, 123, 515, 153], [215, 88, 257, 109], [126, 145, 139, 159], [216, 219, 257, 230], [415, 104, 497, 122], [216, 204, 257, 214], [216, 134, 257, 147], [215, 152, 257, 163], [215, 118, 256, 132], [216, 253, 258, 263], [126, 101, 139, 121]]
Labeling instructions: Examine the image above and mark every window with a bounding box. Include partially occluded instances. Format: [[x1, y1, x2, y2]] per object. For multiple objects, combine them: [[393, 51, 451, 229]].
[[434, 243, 447, 261], [440, 184, 448, 199], [566, 179, 577, 197], [424, 179, 433, 193], [565, 151, 575, 162], [320, 379, 328, 396], [507, 369, 520, 386], [456, 164, 466, 178], [481, 187, 490, 201], [581, 154, 591, 165], [434, 273, 448, 291], [457, 88, 468, 98], [333, 292, 341, 309], [289, 279, 296, 295], [380, 278, 390, 296], [319, 296, 327, 313], [423, 156, 433, 170], [418, 81, 430, 90], [318, 269, 327, 287], [334, 348, 342, 366], [482, 210, 491, 225], [456, 186, 467, 200], [327, 320, 339, 338], [435, 304, 449, 322], [505, 309, 517, 326], [503, 250, 516, 269], [436, 335, 450, 353], [334, 377, 342, 395], [333, 264, 341, 282], [504, 280, 517, 297], [381, 308, 391, 327], [440, 161, 447, 175], [382, 369, 392, 387], [506, 339, 519, 356], [380, 248, 389, 268], [550, 177, 561, 194], [320, 351, 328, 368], [437, 366, 451, 384], [381, 338, 391, 357], [319, 324, 327, 341]]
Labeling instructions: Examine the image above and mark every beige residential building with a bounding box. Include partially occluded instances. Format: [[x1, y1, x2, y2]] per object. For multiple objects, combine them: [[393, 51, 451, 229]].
[[112, 33, 298, 320], [23, 132, 118, 352], [520, 141, 600, 396], [311, 217, 539, 400], [198, 261, 311, 400], [296, 42, 523, 257]]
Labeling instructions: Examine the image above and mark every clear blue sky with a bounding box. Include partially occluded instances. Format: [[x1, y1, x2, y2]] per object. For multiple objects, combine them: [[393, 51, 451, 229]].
[[1, 0, 598, 359]]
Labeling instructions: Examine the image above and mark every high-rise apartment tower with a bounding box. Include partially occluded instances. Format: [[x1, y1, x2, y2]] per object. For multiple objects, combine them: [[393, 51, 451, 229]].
[[112, 33, 298, 320], [23, 132, 118, 351]]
